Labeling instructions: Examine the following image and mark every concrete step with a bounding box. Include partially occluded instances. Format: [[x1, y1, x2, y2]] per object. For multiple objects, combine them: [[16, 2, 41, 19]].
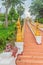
[[23, 49, 43, 52], [16, 59, 43, 64], [24, 45, 43, 48], [23, 52, 43, 56], [17, 55, 43, 60], [16, 62, 43, 65], [24, 46, 43, 50], [24, 43, 43, 46], [23, 51, 43, 54]]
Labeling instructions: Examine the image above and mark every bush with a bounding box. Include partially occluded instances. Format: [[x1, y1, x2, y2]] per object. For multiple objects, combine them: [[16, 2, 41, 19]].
[[0, 22, 17, 52], [38, 18, 43, 24], [35, 18, 43, 24], [0, 37, 6, 52], [0, 13, 5, 21]]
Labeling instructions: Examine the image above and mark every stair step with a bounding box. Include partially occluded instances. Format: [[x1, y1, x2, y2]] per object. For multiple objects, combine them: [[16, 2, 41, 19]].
[[16, 62, 43, 65], [23, 49, 43, 52], [23, 54, 43, 56], [23, 52, 43, 56], [23, 52, 43, 54], [17, 59, 43, 63], [18, 55, 43, 59], [24, 45, 43, 48], [23, 51, 43, 53], [24, 43, 43, 46], [24, 46, 43, 49]]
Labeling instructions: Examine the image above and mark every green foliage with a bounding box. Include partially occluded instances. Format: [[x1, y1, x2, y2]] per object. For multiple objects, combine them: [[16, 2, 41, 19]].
[[34, 17, 43, 23], [8, 7, 19, 21], [2, 0, 25, 12], [2, 0, 26, 27], [2, 0, 25, 7], [29, 0, 43, 15], [13, 12, 19, 20], [38, 18, 43, 23], [0, 37, 6, 52], [0, 22, 17, 52], [29, 0, 43, 23], [17, 4, 25, 16], [0, 0, 26, 51], [0, 13, 5, 21]]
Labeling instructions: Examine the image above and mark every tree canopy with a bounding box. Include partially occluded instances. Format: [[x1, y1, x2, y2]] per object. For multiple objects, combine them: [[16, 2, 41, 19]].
[[17, 4, 25, 17], [29, 0, 43, 16], [2, 0, 26, 27], [29, 0, 43, 23], [8, 7, 19, 21]]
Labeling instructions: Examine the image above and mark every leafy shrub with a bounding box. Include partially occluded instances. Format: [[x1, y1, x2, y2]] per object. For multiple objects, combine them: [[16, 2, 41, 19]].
[[0, 37, 6, 52], [38, 18, 43, 24], [0, 22, 17, 52]]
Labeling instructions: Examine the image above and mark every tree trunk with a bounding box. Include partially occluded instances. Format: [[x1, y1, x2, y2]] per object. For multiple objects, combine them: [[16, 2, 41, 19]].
[[5, 6, 8, 28]]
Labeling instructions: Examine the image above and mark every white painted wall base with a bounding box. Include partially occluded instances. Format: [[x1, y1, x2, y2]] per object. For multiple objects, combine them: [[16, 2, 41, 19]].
[[35, 36, 42, 44], [0, 52, 16, 65], [0, 42, 24, 65], [15, 42, 24, 54]]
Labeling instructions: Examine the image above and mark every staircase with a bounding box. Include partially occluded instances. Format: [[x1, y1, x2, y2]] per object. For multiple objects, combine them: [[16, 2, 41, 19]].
[[16, 22, 43, 65]]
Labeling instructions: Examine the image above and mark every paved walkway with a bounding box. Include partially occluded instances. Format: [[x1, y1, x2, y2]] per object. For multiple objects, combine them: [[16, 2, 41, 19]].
[[16, 22, 43, 65]]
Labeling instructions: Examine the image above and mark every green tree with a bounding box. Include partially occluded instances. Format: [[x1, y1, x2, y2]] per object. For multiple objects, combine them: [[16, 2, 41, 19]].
[[2, 0, 11, 27], [17, 4, 25, 27], [0, 13, 5, 21], [2, 0, 26, 27], [8, 7, 19, 22], [29, 0, 43, 23], [29, 0, 43, 15], [17, 4, 25, 17]]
